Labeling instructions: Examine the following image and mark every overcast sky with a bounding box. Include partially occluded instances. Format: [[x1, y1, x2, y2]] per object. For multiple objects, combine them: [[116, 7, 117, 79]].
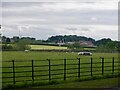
[[0, 0, 118, 41]]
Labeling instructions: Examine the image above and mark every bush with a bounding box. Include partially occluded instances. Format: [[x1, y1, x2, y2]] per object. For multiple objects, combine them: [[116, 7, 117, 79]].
[[2, 44, 13, 51], [13, 40, 31, 51]]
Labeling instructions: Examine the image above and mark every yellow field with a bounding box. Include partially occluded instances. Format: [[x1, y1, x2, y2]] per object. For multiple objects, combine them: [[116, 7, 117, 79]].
[[30, 45, 68, 50]]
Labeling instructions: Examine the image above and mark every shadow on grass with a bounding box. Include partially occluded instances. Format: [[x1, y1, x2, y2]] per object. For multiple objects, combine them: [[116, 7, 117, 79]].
[[2, 73, 120, 90]]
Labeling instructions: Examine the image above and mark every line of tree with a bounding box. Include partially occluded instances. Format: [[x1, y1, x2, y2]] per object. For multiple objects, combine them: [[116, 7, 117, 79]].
[[1, 35, 120, 52], [96, 38, 119, 52], [2, 39, 31, 51], [47, 35, 96, 44]]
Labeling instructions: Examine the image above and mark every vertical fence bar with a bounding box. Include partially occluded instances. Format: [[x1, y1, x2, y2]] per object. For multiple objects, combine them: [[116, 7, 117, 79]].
[[91, 58, 93, 78], [12, 60, 15, 84], [112, 57, 114, 74], [32, 60, 34, 81], [64, 58, 66, 80], [102, 58, 104, 75], [78, 58, 80, 79], [48, 59, 51, 80]]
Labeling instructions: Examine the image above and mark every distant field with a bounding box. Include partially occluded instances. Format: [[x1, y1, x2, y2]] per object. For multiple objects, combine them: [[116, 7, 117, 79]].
[[2, 51, 119, 87], [30, 45, 96, 50], [2, 51, 118, 60], [83, 48, 96, 50], [30, 45, 68, 50]]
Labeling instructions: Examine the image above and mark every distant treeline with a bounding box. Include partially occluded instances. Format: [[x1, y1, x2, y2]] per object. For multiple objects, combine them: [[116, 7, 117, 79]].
[[1, 35, 120, 52], [47, 35, 96, 44], [2, 35, 119, 44]]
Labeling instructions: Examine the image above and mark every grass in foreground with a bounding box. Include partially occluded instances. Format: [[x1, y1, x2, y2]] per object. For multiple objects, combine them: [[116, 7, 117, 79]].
[[33, 78, 118, 88], [2, 51, 119, 88], [10, 77, 118, 90], [2, 51, 118, 60]]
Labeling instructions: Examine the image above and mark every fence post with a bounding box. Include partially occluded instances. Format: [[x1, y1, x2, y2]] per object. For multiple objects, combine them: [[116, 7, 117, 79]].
[[78, 58, 80, 79], [112, 57, 114, 74], [64, 58, 66, 80], [91, 58, 93, 79], [12, 60, 15, 84], [48, 59, 51, 80], [32, 60, 34, 81], [102, 58, 104, 75]]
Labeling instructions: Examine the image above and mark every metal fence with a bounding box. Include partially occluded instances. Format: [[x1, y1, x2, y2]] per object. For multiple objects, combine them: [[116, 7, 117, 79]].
[[1, 57, 119, 85]]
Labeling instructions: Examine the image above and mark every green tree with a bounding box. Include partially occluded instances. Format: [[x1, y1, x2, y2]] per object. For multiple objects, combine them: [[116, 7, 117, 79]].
[[6, 38, 11, 44], [73, 42, 81, 49], [12, 36, 20, 43], [13, 39, 31, 51], [2, 44, 13, 51], [96, 41, 118, 52], [2, 36, 7, 43], [67, 42, 83, 50]]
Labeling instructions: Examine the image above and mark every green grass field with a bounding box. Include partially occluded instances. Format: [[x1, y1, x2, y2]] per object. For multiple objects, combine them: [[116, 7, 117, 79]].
[[33, 78, 118, 88], [2, 51, 119, 88], [2, 51, 118, 60], [7, 78, 118, 89], [30, 45, 96, 51], [30, 45, 68, 50]]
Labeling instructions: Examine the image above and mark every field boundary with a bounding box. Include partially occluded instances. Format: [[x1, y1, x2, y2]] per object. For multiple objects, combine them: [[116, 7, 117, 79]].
[[2, 57, 119, 84]]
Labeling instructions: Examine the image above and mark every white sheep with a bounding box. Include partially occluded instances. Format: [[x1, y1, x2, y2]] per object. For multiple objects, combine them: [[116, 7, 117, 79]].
[[25, 50, 29, 53]]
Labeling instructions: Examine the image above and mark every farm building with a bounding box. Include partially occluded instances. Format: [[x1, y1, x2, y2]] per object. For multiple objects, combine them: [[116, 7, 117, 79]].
[[80, 41, 94, 47]]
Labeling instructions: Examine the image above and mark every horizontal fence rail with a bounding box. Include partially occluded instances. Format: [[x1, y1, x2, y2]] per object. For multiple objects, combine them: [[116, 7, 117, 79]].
[[1, 57, 119, 85]]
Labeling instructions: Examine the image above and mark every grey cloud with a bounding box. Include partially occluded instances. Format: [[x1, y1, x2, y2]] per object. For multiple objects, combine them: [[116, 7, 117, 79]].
[[2, 8, 117, 25], [81, 27, 90, 31], [66, 27, 90, 32], [28, 27, 59, 40], [2, 25, 59, 40], [66, 27, 78, 30], [2, 2, 117, 25], [2, 25, 19, 37], [1, 2, 118, 41], [2, 24, 118, 41], [2, 2, 44, 8], [2, 0, 118, 2]]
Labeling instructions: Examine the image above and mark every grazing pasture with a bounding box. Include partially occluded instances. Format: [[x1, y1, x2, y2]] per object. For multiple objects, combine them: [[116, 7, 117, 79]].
[[30, 45, 68, 50], [2, 51, 119, 87], [30, 45, 96, 51]]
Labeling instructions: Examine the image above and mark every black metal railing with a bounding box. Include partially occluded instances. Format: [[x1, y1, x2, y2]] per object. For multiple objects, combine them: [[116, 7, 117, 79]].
[[1, 57, 119, 85]]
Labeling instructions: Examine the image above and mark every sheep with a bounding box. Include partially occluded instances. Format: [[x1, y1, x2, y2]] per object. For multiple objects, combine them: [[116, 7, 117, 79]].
[[25, 50, 29, 53]]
